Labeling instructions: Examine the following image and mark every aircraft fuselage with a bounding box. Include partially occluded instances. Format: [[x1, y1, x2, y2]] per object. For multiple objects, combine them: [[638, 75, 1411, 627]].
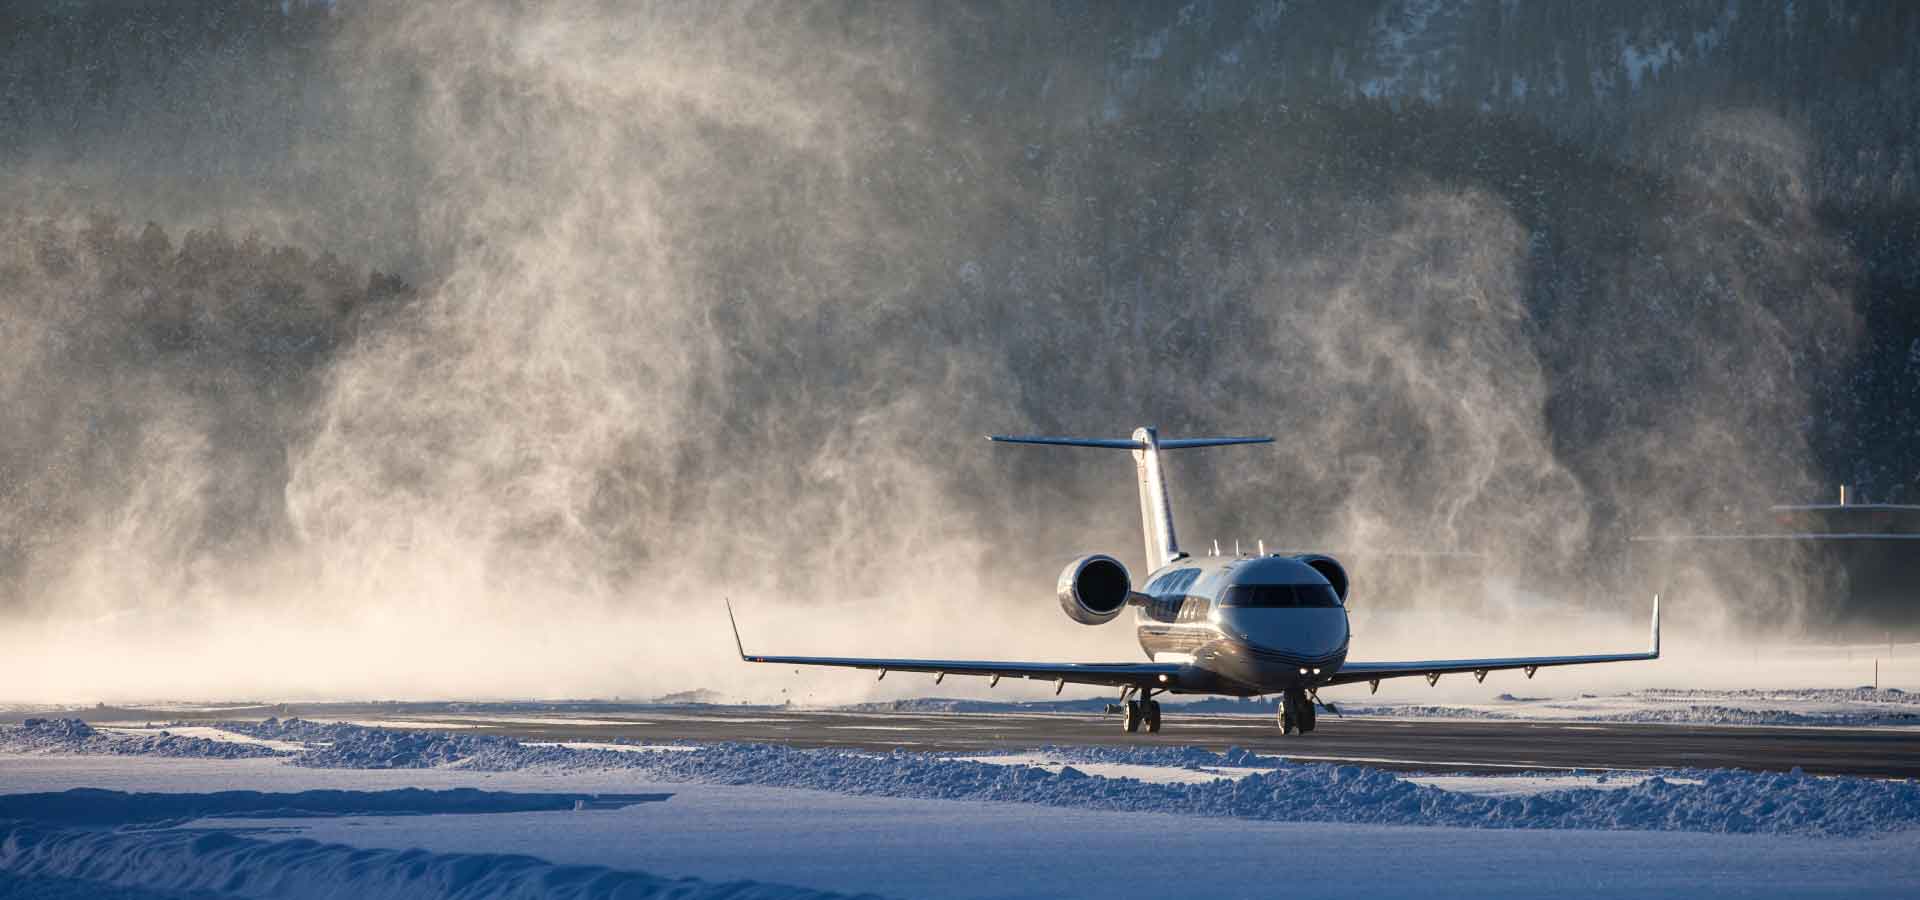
[[1133, 554, 1350, 696]]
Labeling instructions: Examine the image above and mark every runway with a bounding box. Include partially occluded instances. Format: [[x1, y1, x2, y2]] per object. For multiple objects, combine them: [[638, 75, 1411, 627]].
[[48, 703, 1920, 778]]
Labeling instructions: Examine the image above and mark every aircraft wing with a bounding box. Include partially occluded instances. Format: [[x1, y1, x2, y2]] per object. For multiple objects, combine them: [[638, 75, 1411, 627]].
[[726, 602, 1179, 690], [1324, 597, 1660, 689]]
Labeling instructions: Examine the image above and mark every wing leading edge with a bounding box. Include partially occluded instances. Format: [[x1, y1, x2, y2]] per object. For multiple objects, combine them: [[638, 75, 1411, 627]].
[[1325, 596, 1660, 689], [725, 601, 1179, 690]]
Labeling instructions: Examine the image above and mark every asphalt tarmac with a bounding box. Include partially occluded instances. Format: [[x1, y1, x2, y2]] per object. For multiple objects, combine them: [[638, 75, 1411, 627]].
[[31, 703, 1920, 778], [444, 709, 1920, 777]]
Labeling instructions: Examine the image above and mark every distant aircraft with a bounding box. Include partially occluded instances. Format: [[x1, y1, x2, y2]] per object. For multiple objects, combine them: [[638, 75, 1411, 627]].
[[729, 427, 1658, 734]]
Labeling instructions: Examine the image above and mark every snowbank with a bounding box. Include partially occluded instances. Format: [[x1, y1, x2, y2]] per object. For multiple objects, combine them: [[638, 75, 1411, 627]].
[[625, 743, 1919, 837], [2, 719, 279, 760], [1402, 773, 1699, 797], [0, 825, 869, 900], [9, 718, 1919, 837], [0, 787, 666, 827], [97, 725, 309, 754], [230, 718, 511, 768]]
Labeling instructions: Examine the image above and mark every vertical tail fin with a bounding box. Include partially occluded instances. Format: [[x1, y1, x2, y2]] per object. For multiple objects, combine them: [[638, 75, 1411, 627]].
[[1132, 427, 1177, 568], [987, 428, 1273, 567]]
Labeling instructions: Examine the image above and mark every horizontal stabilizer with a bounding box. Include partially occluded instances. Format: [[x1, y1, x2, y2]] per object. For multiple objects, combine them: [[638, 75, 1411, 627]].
[[990, 426, 1273, 565], [1158, 437, 1276, 449], [986, 435, 1145, 449], [987, 434, 1272, 450]]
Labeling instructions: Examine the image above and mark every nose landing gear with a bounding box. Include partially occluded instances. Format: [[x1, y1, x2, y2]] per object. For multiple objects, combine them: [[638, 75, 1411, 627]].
[[1278, 686, 1316, 734]]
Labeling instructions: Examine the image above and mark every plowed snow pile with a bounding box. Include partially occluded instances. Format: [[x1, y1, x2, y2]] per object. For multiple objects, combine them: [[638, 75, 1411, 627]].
[[0, 782, 857, 900], [0, 827, 864, 900], [7, 718, 1917, 838]]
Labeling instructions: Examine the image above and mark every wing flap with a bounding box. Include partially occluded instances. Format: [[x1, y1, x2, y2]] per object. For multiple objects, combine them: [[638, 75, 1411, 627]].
[[726, 600, 1177, 688], [740, 653, 1181, 688]]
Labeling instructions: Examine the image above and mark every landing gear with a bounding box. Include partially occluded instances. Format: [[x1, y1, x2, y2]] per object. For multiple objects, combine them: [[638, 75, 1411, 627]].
[[1278, 687, 1316, 735], [1117, 689, 1164, 735]]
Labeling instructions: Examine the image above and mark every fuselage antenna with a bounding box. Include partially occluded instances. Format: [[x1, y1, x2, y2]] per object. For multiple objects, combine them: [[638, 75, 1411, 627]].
[[1258, 539, 1266, 556], [1212, 539, 1220, 556]]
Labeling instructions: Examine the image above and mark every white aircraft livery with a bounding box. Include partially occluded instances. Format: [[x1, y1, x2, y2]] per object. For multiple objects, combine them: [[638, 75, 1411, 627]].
[[729, 426, 1659, 734]]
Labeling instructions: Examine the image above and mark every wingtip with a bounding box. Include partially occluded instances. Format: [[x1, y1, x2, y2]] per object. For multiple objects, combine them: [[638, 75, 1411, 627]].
[[1650, 593, 1661, 657], [725, 597, 746, 660]]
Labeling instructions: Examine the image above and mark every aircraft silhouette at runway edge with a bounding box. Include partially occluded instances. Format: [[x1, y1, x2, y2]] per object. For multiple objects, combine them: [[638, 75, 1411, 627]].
[[730, 426, 1658, 735]]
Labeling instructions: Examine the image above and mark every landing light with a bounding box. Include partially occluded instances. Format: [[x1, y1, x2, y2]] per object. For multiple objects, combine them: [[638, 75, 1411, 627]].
[[1298, 668, 1307, 675], [1312, 668, 1321, 675], [1158, 674, 1169, 683]]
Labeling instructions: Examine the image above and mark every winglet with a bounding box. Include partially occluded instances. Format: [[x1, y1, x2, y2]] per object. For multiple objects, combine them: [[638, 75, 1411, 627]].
[[1650, 594, 1661, 658], [725, 598, 747, 660]]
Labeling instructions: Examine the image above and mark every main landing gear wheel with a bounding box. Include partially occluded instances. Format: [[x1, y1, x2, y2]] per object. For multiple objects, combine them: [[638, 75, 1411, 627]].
[[1278, 687, 1316, 735], [1121, 696, 1164, 734]]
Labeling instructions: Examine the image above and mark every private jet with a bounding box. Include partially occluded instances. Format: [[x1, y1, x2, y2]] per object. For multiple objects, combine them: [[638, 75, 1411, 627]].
[[728, 427, 1659, 734]]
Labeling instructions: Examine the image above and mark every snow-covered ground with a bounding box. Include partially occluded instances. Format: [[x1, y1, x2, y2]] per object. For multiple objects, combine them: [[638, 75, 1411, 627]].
[[8, 717, 1920, 836], [2, 752, 1916, 900], [523, 741, 701, 753], [948, 750, 1701, 796], [946, 752, 1278, 785], [1335, 687, 1920, 728], [94, 725, 311, 754], [4, 718, 1918, 898]]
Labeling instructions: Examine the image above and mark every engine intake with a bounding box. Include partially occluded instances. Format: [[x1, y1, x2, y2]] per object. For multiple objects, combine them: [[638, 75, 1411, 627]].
[[1057, 554, 1132, 626], [1294, 553, 1349, 603]]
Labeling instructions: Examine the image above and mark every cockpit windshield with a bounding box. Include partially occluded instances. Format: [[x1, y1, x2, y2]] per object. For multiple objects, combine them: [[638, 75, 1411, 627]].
[[1220, 584, 1342, 608]]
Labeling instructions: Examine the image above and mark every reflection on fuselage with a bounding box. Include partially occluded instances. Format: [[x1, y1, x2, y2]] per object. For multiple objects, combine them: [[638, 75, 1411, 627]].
[[1137, 555, 1351, 695]]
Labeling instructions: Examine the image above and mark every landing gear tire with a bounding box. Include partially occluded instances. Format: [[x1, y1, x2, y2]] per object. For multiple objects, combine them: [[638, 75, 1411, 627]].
[[1279, 688, 1314, 735], [1122, 700, 1142, 733], [1143, 700, 1162, 733]]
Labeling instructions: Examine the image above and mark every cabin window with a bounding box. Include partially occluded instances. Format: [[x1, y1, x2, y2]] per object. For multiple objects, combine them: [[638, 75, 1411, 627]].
[[1220, 584, 1342, 608], [1154, 568, 1202, 594]]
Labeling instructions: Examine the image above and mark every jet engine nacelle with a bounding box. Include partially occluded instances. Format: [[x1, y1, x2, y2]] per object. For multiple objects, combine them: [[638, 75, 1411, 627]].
[[1294, 553, 1349, 603], [1056, 553, 1133, 626]]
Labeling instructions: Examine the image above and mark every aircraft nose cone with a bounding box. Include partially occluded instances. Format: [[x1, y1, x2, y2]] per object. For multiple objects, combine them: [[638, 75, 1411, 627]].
[[1225, 608, 1349, 658]]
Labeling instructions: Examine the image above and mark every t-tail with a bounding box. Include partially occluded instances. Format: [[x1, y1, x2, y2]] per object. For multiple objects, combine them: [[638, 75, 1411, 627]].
[[987, 427, 1273, 567]]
